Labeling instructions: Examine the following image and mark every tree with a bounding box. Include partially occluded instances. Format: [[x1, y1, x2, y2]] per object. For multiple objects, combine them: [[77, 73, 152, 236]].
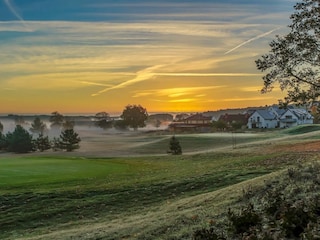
[[94, 112, 113, 129], [168, 136, 182, 155], [212, 120, 227, 131], [50, 111, 64, 127], [113, 119, 128, 130], [30, 117, 46, 135], [255, 0, 320, 104], [51, 137, 61, 151], [6, 125, 34, 153], [34, 133, 51, 152], [121, 104, 148, 130], [0, 121, 3, 133], [14, 115, 25, 126], [62, 119, 75, 130], [59, 129, 81, 152], [0, 132, 7, 150]]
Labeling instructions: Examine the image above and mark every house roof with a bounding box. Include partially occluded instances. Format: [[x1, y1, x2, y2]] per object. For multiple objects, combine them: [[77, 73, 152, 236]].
[[281, 108, 313, 119], [254, 110, 276, 120]]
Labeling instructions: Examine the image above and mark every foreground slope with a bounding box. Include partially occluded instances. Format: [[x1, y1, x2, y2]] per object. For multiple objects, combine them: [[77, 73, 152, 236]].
[[1, 125, 320, 239]]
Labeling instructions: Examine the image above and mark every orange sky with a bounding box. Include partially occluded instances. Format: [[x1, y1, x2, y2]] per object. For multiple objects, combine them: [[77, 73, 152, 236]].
[[0, 1, 292, 114]]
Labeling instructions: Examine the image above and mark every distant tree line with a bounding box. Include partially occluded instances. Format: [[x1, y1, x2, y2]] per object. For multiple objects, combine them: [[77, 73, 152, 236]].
[[0, 112, 80, 154], [94, 104, 149, 130]]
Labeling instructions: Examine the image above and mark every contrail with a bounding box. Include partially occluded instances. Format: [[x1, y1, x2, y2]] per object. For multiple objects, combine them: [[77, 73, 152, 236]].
[[3, 0, 30, 30], [224, 27, 281, 55], [91, 65, 164, 96]]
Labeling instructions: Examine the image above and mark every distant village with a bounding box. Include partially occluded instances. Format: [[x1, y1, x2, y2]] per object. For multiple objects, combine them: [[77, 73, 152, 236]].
[[167, 104, 316, 132], [0, 103, 318, 134]]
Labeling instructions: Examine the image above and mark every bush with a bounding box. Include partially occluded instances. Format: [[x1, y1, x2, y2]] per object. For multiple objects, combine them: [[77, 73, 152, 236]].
[[227, 203, 261, 235], [5, 125, 34, 153], [34, 134, 51, 152], [193, 227, 225, 240], [193, 163, 320, 239], [168, 136, 182, 155], [59, 129, 81, 152]]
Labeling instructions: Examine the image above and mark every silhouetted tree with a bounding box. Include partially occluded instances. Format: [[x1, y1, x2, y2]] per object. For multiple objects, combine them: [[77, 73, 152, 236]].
[[59, 129, 81, 152], [62, 119, 75, 130], [14, 115, 25, 126], [256, 0, 320, 104], [0, 132, 6, 150], [30, 117, 46, 135], [34, 133, 51, 152], [121, 104, 148, 130], [212, 121, 227, 131], [95, 112, 113, 129], [0, 121, 3, 133], [168, 136, 182, 155], [113, 119, 128, 130], [6, 125, 34, 153], [52, 137, 61, 151], [50, 111, 64, 128]]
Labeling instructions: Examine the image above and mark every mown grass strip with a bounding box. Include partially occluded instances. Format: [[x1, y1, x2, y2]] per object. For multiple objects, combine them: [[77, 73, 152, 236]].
[[0, 151, 292, 239]]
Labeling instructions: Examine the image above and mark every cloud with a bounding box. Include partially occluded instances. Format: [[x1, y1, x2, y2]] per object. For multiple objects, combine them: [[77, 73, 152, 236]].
[[220, 96, 276, 102], [3, 0, 31, 31], [91, 65, 164, 96], [133, 86, 225, 98], [224, 27, 281, 54], [154, 72, 261, 77]]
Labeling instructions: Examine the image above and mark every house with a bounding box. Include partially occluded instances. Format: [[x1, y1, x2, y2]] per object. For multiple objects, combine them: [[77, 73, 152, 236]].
[[247, 106, 313, 129], [184, 113, 212, 125], [279, 108, 313, 128], [247, 110, 278, 129], [169, 113, 212, 132]]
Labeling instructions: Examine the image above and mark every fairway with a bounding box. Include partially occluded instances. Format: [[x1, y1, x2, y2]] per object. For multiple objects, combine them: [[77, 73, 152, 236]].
[[0, 157, 131, 191], [1, 126, 320, 239]]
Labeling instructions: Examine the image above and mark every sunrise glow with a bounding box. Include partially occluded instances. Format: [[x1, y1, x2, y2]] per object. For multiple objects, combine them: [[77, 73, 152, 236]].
[[0, 0, 294, 114]]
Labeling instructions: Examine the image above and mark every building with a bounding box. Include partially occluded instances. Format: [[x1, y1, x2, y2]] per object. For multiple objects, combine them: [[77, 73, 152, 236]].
[[247, 106, 313, 129], [169, 113, 212, 132], [247, 110, 278, 129]]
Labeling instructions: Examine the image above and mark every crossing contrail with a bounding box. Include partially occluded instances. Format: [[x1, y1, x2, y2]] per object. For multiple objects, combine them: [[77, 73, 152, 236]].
[[224, 27, 281, 55], [3, 0, 30, 30]]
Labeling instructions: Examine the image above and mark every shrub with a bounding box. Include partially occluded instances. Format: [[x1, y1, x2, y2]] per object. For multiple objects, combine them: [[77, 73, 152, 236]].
[[34, 134, 51, 152], [227, 203, 261, 235], [59, 129, 81, 152], [5, 125, 34, 153], [168, 136, 182, 155], [193, 163, 320, 239], [193, 227, 225, 240]]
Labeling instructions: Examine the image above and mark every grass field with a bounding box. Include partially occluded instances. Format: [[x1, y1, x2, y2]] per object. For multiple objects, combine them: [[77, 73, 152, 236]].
[[1, 125, 320, 239]]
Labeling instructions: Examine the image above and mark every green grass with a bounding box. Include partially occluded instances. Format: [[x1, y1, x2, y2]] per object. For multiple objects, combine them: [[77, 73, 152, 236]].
[[1, 127, 320, 239], [280, 124, 320, 135], [132, 133, 270, 154], [0, 151, 288, 239]]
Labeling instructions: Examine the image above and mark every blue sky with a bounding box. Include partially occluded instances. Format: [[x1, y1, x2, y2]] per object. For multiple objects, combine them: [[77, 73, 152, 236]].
[[0, 0, 296, 114]]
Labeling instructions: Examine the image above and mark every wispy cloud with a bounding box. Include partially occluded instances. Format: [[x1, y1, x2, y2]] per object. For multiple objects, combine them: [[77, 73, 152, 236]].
[[91, 65, 164, 96], [133, 86, 225, 98], [0, 0, 291, 113], [224, 27, 281, 54], [220, 96, 276, 102], [3, 0, 31, 31], [154, 73, 261, 77]]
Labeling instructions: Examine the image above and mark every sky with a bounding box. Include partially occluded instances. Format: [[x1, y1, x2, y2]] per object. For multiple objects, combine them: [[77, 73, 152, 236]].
[[0, 0, 297, 114]]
